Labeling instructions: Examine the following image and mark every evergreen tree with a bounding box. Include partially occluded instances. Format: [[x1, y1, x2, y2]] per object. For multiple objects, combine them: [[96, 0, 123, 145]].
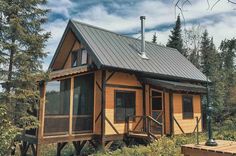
[[166, 15, 186, 56], [220, 38, 236, 107], [200, 30, 225, 123], [152, 32, 157, 43], [0, 0, 50, 154]]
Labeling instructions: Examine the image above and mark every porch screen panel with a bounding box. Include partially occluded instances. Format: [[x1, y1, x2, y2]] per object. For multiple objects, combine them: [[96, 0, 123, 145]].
[[73, 74, 94, 133], [44, 79, 70, 135]]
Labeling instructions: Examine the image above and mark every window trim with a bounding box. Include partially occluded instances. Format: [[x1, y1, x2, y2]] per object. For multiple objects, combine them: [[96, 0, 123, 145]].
[[114, 90, 136, 123], [182, 95, 194, 119]]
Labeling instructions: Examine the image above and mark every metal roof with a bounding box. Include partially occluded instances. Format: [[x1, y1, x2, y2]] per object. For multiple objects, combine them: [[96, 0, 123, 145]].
[[142, 78, 207, 93], [68, 20, 207, 82]]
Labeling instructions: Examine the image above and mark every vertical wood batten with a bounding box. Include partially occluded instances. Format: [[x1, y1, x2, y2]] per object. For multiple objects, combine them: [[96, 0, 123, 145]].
[[101, 70, 106, 146], [38, 82, 46, 139], [169, 92, 173, 135], [93, 72, 96, 133], [69, 77, 74, 135]]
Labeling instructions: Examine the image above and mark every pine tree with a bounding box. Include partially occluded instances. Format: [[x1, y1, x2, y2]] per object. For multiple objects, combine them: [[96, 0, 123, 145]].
[[152, 32, 157, 43], [166, 15, 186, 57], [0, 0, 50, 154]]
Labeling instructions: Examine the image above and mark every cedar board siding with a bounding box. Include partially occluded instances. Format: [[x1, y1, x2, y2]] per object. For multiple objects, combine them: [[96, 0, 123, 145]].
[[173, 94, 202, 134], [105, 71, 143, 135], [52, 30, 76, 70], [63, 41, 81, 69]]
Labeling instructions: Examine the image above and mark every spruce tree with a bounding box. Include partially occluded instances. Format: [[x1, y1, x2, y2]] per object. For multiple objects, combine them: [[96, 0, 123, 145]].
[[220, 38, 236, 107], [166, 15, 186, 56], [0, 0, 50, 154], [152, 32, 157, 43]]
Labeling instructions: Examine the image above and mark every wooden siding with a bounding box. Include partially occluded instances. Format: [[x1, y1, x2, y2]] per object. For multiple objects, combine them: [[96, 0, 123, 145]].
[[105, 71, 143, 135], [63, 41, 81, 69], [52, 30, 76, 70], [172, 94, 202, 134]]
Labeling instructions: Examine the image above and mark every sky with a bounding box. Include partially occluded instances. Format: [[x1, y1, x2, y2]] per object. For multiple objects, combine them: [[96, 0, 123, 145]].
[[42, 0, 236, 70]]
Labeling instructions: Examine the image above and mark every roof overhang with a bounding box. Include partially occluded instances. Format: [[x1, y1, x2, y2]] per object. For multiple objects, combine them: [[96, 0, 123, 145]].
[[142, 78, 207, 94], [49, 65, 90, 80]]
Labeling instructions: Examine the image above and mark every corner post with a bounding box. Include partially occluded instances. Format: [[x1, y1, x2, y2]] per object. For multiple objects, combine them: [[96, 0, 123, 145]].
[[142, 83, 146, 132], [69, 77, 74, 135], [101, 70, 106, 149], [169, 92, 173, 135]]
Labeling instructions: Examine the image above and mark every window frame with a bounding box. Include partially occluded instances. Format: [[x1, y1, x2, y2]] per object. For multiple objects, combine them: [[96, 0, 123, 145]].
[[182, 95, 194, 119], [45, 78, 71, 116], [80, 48, 88, 65], [114, 90, 136, 123], [71, 51, 79, 68]]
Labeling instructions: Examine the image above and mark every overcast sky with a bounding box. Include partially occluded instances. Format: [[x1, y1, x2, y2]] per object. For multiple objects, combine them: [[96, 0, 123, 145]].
[[43, 0, 236, 70]]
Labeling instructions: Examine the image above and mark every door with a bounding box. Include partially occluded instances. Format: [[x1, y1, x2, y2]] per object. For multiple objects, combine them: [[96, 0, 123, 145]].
[[150, 90, 163, 134]]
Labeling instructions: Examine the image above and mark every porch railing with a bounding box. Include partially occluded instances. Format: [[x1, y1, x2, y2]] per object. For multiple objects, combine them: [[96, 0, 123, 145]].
[[126, 115, 163, 140]]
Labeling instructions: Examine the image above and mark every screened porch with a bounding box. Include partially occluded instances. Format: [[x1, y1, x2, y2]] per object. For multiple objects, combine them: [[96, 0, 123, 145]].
[[43, 73, 94, 136]]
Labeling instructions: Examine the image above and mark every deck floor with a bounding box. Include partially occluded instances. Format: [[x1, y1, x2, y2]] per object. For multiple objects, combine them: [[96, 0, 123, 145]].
[[182, 140, 236, 156]]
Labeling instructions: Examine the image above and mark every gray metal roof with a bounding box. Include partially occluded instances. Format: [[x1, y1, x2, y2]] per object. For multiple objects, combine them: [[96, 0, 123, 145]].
[[70, 20, 207, 82]]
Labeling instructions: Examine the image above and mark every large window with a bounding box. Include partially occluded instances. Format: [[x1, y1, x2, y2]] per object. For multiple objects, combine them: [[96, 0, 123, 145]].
[[44, 79, 71, 135], [182, 95, 193, 119], [115, 91, 135, 122], [73, 74, 94, 132], [45, 79, 70, 115]]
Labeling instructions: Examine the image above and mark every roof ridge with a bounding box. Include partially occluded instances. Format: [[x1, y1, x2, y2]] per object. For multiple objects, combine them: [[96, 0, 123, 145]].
[[70, 19, 177, 51]]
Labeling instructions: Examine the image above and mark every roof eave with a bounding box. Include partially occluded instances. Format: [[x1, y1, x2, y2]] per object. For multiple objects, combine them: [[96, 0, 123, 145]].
[[101, 65, 208, 84]]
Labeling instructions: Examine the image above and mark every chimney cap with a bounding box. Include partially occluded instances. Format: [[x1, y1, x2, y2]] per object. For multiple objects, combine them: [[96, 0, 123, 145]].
[[140, 16, 146, 20]]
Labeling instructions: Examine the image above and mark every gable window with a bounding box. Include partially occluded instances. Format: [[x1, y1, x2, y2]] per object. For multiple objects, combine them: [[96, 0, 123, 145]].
[[71, 49, 88, 67], [115, 91, 135, 122], [81, 49, 88, 65], [71, 51, 78, 67], [182, 95, 193, 119]]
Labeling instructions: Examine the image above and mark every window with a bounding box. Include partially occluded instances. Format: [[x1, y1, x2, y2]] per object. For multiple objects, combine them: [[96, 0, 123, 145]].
[[182, 95, 193, 119], [45, 79, 70, 115], [71, 49, 88, 67], [115, 91, 135, 122], [73, 74, 94, 132], [81, 49, 88, 65], [71, 51, 78, 67], [44, 79, 71, 135]]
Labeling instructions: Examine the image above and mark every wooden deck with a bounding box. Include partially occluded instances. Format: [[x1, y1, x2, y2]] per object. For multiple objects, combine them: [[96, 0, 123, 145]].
[[181, 140, 236, 156]]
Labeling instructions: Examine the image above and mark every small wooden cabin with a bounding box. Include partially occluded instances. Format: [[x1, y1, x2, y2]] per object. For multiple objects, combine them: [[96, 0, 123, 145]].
[[20, 20, 207, 155]]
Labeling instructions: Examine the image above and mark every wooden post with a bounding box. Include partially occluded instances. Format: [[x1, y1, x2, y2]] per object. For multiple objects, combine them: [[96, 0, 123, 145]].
[[56, 142, 67, 156], [169, 92, 174, 135], [163, 91, 166, 135], [69, 77, 74, 135], [38, 81, 46, 139], [73, 141, 87, 155], [35, 81, 46, 156], [101, 70, 106, 148], [142, 84, 146, 132]]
